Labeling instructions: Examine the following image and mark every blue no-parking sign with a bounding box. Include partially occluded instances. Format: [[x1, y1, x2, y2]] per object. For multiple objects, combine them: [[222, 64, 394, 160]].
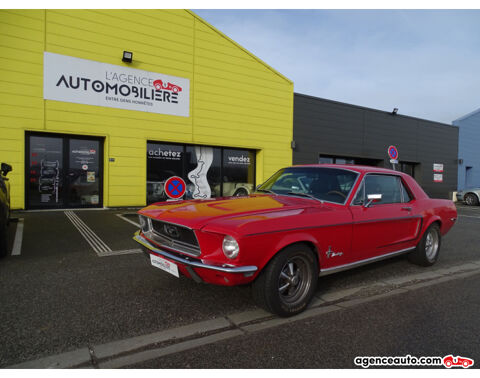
[[164, 176, 186, 199], [388, 145, 399, 161]]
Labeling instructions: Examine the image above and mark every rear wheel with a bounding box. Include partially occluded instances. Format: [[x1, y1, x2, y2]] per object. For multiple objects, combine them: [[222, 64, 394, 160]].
[[408, 223, 441, 266], [465, 193, 479, 206], [252, 244, 318, 317]]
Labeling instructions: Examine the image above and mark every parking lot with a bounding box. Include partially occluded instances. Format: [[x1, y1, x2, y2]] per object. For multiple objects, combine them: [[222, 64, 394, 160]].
[[1, 204, 480, 368]]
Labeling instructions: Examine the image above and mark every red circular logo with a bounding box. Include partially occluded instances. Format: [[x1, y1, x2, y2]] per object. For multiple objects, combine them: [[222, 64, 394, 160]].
[[388, 145, 399, 160], [164, 176, 186, 199]]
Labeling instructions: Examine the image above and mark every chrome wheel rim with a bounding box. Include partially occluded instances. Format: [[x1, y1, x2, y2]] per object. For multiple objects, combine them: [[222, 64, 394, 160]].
[[278, 255, 312, 305], [425, 229, 439, 261], [465, 195, 474, 205]]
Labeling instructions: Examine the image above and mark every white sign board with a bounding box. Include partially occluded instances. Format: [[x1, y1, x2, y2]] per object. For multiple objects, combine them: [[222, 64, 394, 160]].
[[433, 163, 444, 172], [44, 52, 190, 117], [434, 173, 443, 183]]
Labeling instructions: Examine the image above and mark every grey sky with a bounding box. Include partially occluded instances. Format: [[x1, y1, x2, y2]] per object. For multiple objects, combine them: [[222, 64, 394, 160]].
[[194, 9, 480, 124]]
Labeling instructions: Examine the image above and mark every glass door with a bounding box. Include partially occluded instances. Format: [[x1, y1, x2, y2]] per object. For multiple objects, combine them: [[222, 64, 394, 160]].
[[67, 138, 102, 208], [26, 133, 103, 209], [27, 135, 64, 208]]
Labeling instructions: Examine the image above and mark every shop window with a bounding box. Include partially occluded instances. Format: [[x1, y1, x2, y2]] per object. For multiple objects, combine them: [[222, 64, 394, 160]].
[[319, 154, 375, 165], [146, 143, 184, 203], [222, 149, 256, 196], [399, 162, 416, 178], [146, 143, 255, 204]]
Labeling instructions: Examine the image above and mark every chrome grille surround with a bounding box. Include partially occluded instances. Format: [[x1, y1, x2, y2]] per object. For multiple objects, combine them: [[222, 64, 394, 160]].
[[143, 218, 201, 257]]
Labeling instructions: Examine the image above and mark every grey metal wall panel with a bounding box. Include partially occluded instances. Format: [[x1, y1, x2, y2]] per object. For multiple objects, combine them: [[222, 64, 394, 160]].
[[454, 109, 480, 190], [293, 93, 459, 199]]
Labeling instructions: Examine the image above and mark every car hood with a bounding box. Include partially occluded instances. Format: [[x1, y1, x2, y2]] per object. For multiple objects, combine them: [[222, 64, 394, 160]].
[[139, 194, 335, 232]]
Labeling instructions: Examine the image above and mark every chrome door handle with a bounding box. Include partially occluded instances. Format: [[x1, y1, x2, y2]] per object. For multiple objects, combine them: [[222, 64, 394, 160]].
[[401, 207, 412, 211]]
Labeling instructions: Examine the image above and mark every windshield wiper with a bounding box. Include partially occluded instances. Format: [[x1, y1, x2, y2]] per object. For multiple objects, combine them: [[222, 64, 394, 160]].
[[256, 189, 276, 194], [287, 192, 324, 203]]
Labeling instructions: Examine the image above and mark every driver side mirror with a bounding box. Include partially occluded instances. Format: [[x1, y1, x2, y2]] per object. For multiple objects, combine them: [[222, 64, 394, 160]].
[[1, 163, 12, 177], [364, 193, 382, 208]]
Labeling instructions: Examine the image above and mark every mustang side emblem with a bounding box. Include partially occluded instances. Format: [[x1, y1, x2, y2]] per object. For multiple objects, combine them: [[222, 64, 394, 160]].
[[326, 246, 343, 258]]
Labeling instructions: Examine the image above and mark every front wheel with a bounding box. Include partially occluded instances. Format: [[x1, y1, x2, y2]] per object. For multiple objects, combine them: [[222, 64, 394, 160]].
[[408, 223, 441, 266], [252, 244, 318, 317]]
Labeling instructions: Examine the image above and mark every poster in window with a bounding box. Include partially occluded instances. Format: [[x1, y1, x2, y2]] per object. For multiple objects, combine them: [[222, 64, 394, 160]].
[[186, 146, 221, 199], [146, 143, 184, 204], [222, 149, 255, 196]]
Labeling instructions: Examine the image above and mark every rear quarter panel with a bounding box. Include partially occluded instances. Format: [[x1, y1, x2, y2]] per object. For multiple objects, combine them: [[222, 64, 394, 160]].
[[403, 173, 457, 236], [416, 198, 457, 236]]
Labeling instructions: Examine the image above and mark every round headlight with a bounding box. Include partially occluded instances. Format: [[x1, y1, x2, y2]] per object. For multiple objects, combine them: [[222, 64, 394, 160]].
[[222, 235, 239, 259]]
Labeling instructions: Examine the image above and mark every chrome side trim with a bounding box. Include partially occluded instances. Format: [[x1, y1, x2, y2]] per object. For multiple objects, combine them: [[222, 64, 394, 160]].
[[133, 231, 258, 274], [319, 246, 416, 277]]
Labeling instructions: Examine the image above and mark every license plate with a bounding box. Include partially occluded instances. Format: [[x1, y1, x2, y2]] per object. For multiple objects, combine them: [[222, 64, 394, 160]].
[[150, 254, 179, 278]]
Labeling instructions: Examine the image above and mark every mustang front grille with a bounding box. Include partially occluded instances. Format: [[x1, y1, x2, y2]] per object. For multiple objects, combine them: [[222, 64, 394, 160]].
[[148, 220, 201, 257]]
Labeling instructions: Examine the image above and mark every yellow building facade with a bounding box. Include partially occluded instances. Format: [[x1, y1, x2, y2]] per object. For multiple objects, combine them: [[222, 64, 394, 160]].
[[0, 9, 293, 209]]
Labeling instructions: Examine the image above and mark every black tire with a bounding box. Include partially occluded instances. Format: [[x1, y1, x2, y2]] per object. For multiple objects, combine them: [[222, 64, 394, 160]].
[[0, 222, 7, 258], [252, 244, 318, 317], [233, 188, 248, 197], [408, 223, 441, 266], [464, 193, 479, 206]]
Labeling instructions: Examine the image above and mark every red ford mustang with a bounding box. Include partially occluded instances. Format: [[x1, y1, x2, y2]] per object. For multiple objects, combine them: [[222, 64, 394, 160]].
[[134, 165, 457, 316]]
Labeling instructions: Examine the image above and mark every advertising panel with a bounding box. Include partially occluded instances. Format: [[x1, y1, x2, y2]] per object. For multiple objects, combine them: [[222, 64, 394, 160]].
[[44, 52, 190, 117]]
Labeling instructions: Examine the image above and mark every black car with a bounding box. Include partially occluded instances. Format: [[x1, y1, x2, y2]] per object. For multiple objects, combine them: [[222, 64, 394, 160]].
[[0, 162, 12, 258]]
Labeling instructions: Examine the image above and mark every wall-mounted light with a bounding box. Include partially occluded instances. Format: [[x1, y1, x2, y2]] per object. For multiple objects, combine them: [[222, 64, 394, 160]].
[[291, 140, 296, 149], [122, 51, 133, 63], [391, 108, 398, 115]]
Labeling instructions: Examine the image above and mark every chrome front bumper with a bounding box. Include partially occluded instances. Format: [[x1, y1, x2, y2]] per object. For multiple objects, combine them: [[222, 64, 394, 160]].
[[133, 231, 258, 274]]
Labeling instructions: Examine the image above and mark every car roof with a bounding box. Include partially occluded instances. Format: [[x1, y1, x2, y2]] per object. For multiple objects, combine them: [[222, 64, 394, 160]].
[[290, 164, 406, 175]]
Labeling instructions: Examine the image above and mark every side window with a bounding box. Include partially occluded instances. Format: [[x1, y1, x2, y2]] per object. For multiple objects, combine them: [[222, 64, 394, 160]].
[[400, 181, 412, 203], [364, 175, 402, 205]]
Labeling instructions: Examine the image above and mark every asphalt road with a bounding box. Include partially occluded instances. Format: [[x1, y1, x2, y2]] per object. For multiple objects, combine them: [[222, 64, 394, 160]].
[[131, 271, 480, 368], [0, 204, 479, 368]]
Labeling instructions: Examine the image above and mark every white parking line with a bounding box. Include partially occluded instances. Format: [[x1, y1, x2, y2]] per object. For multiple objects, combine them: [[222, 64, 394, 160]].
[[116, 213, 140, 228], [64, 211, 112, 256], [65, 211, 143, 257], [11, 218, 24, 256], [98, 249, 143, 257], [458, 214, 480, 219]]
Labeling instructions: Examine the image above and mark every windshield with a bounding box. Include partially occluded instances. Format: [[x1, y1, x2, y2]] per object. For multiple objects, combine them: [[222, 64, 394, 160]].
[[256, 167, 359, 204]]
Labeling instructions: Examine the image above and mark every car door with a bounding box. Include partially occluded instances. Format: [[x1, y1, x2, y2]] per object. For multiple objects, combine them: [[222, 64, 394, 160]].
[[349, 173, 421, 260]]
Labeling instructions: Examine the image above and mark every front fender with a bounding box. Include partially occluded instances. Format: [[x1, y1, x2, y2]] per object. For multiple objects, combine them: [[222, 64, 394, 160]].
[[273, 232, 321, 266]]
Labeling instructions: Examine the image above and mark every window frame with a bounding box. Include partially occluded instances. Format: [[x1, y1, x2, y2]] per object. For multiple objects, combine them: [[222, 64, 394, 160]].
[[351, 173, 415, 207]]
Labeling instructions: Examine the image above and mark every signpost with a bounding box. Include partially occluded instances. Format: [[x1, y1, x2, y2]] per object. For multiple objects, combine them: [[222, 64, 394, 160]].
[[164, 176, 186, 200], [387, 145, 399, 170]]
